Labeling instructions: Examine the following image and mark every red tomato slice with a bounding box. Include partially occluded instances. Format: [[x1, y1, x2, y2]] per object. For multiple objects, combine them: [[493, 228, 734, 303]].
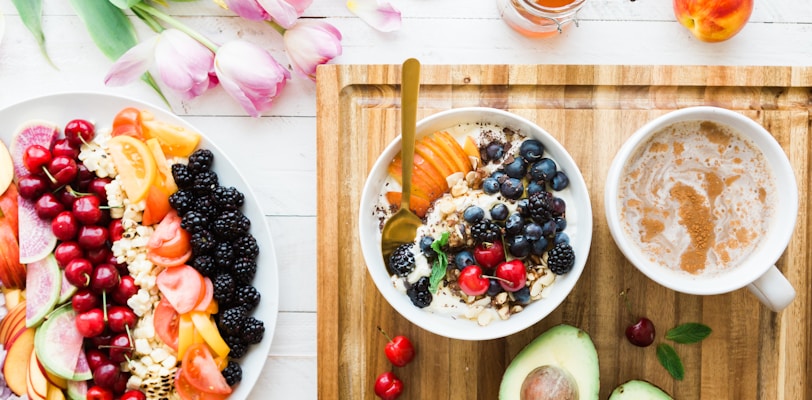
[[156, 265, 204, 314], [111, 107, 143, 139], [147, 249, 192, 269], [193, 277, 214, 313], [154, 297, 179, 351], [147, 210, 192, 267], [176, 368, 229, 400], [142, 185, 171, 226], [181, 344, 232, 395]]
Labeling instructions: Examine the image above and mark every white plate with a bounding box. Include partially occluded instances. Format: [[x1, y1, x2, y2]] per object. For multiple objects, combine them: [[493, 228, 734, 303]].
[[0, 92, 279, 399]]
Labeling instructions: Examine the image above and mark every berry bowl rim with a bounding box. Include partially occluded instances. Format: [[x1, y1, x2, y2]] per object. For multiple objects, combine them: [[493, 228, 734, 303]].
[[358, 106, 593, 341]]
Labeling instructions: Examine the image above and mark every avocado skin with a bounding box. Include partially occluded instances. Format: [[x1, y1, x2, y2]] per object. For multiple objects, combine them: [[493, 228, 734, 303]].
[[608, 380, 673, 400], [499, 324, 600, 400]]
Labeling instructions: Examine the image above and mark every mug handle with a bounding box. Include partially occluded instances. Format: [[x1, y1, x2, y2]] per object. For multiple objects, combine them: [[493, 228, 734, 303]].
[[746, 265, 795, 312]]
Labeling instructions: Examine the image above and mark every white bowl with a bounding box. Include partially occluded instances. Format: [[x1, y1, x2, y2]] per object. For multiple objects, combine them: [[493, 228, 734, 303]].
[[358, 107, 593, 340]]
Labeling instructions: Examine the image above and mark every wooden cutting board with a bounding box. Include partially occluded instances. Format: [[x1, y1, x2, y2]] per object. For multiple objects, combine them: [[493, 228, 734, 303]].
[[315, 64, 811, 400]]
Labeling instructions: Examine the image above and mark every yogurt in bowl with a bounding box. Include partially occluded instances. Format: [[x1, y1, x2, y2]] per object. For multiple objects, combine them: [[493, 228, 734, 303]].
[[359, 107, 592, 340]]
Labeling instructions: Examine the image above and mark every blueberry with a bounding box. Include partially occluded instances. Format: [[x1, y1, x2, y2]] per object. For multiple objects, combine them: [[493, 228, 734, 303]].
[[490, 203, 509, 221], [531, 237, 549, 256], [554, 232, 570, 244], [454, 250, 475, 270], [529, 158, 557, 182], [486, 279, 504, 297], [541, 219, 558, 237], [504, 157, 528, 179], [526, 181, 545, 196], [419, 236, 435, 257], [482, 178, 500, 194], [484, 142, 504, 161], [519, 140, 545, 163], [551, 171, 570, 191], [513, 286, 531, 304], [551, 197, 566, 216], [500, 178, 524, 200], [554, 217, 567, 232], [516, 199, 530, 216], [490, 170, 507, 181], [523, 223, 543, 241], [507, 235, 531, 258], [505, 213, 525, 235], [463, 205, 485, 223]]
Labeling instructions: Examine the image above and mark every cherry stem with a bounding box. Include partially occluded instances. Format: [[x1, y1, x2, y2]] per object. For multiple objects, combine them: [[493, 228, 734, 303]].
[[66, 185, 92, 197], [483, 274, 518, 289], [619, 288, 636, 322], [377, 326, 393, 343], [41, 165, 57, 184], [102, 290, 109, 322]]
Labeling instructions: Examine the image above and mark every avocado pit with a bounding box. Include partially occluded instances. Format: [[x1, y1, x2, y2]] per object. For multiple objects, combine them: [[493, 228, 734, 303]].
[[520, 365, 578, 400]]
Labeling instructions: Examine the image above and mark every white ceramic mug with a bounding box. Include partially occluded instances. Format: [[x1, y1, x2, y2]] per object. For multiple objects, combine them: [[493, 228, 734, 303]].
[[604, 106, 798, 312]]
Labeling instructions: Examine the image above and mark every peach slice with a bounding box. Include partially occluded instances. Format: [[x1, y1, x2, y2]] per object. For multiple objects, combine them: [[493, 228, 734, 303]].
[[388, 157, 444, 201], [423, 134, 465, 175], [434, 131, 473, 173], [386, 191, 430, 218], [463, 136, 482, 166], [415, 139, 456, 179]]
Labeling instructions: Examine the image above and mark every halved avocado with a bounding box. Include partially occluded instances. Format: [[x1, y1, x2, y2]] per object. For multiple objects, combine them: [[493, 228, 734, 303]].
[[499, 324, 599, 400], [609, 380, 673, 400]]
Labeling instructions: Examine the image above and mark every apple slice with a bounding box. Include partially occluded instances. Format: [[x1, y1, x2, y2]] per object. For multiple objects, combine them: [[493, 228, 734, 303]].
[[433, 131, 472, 174], [0, 140, 13, 194], [0, 300, 26, 345], [46, 383, 66, 400], [28, 348, 49, 400], [3, 287, 24, 310], [0, 224, 25, 289], [4, 327, 35, 396]]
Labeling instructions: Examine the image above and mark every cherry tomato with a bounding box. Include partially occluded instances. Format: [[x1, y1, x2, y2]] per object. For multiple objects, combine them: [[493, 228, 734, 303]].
[[154, 297, 180, 351], [111, 107, 144, 139], [181, 343, 232, 395], [374, 371, 403, 400], [175, 368, 229, 400]]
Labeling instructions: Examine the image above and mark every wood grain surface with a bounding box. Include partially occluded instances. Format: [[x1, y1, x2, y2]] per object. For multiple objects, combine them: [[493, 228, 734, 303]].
[[315, 64, 811, 400]]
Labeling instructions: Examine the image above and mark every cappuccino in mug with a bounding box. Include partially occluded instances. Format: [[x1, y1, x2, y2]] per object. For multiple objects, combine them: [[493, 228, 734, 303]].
[[618, 120, 775, 275]]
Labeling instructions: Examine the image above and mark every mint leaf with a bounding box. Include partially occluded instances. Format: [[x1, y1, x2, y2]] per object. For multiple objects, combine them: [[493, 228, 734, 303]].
[[656, 343, 685, 380], [666, 323, 712, 344], [428, 232, 449, 293]]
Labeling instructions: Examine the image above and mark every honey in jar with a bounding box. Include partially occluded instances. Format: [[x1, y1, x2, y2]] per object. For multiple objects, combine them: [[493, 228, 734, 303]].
[[497, 0, 587, 38]]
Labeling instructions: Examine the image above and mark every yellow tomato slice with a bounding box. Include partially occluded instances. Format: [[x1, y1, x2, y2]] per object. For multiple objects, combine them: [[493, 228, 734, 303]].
[[142, 119, 201, 158], [107, 135, 157, 203], [190, 311, 230, 359], [146, 138, 178, 194], [177, 313, 195, 360]]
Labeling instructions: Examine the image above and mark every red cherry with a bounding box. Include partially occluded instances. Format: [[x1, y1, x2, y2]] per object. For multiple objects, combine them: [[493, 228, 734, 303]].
[[52, 138, 80, 159], [85, 349, 110, 372], [47, 156, 79, 187], [23, 144, 52, 173], [108, 219, 124, 242], [17, 175, 49, 199], [120, 390, 147, 400], [90, 263, 120, 292], [64, 119, 96, 146], [378, 327, 415, 367], [473, 240, 505, 269], [107, 332, 133, 363], [34, 192, 65, 219], [73, 195, 103, 225], [86, 385, 114, 400], [374, 371, 403, 400], [73, 163, 96, 191], [52, 211, 79, 241], [495, 259, 527, 292], [85, 247, 112, 265], [107, 306, 136, 333], [76, 308, 106, 338], [92, 362, 121, 390], [112, 275, 138, 305], [626, 317, 656, 347], [54, 241, 83, 268], [72, 289, 101, 313], [458, 265, 490, 296], [57, 188, 78, 209], [88, 178, 111, 203], [64, 258, 93, 288], [77, 225, 109, 249]]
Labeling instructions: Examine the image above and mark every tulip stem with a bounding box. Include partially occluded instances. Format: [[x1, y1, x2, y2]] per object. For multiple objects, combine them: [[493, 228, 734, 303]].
[[133, 3, 220, 52], [266, 20, 287, 36]]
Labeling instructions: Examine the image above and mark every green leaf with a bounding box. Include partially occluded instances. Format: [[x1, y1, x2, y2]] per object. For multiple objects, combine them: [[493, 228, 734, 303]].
[[68, 0, 139, 60], [11, 0, 56, 67], [666, 323, 712, 344], [656, 343, 685, 381], [428, 232, 450, 294], [109, 0, 143, 8]]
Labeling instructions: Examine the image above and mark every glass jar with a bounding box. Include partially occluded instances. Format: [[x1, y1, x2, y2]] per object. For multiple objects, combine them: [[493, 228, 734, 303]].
[[497, 0, 587, 38]]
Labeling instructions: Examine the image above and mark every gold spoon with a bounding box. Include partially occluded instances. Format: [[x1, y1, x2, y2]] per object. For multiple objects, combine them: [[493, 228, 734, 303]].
[[381, 58, 422, 267]]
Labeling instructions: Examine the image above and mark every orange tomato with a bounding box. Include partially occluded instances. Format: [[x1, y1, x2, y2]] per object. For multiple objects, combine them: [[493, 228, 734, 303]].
[[107, 135, 157, 203], [142, 119, 201, 158], [142, 185, 172, 227], [111, 107, 144, 139]]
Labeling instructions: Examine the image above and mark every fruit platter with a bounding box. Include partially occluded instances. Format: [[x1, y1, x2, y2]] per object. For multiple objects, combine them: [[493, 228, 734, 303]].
[[0, 92, 279, 400], [316, 64, 812, 399]]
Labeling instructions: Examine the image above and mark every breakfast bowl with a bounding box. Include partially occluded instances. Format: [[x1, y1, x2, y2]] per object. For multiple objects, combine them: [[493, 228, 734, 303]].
[[359, 107, 592, 340]]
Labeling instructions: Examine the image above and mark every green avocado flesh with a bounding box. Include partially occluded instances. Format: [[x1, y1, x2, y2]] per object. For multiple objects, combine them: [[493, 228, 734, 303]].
[[609, 380, 673, 400], [499, 324, 600, 400]]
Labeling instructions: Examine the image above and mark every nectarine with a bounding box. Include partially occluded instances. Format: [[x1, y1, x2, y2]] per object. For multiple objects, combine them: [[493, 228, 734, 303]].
[[674, 0, 753, 42]]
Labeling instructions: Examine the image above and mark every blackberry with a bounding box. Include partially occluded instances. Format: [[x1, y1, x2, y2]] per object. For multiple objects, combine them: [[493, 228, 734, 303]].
[[218, 306, 247, 336], [547, 241, 575, 275], [192, 255, 218, 277], [168, 189, 195, 215], [214, 242, 236, 269], [213, 211, 251, 240], [213, 186, 245, 210], [221, 361, 242, 386], [234, 234, 259, 259], [171, 164, 195, 189], [191, 230, 216, 256], [236, 285, 261, 311], [193, 170, 219, 194], [527, 191, 555, 224], [213, 273, 236, 305], [388, 244, 415, 277], [470, 220, 502, 244], [241, 317, 265, 344], [181, 211, 209, 234], [224, 336, 248, 359], [188, 149, 214, 174], [406, 276, 432, 308], [232, 257, 257, 285], [195, 195, 220, 219]]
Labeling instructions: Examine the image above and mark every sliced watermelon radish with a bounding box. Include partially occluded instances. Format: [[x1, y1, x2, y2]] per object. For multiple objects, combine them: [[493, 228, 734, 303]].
[[34, 304, 92, 381], [9, 121, 59, 180], [66, 379, 88, 400], [25, 254, 61, 328], [58, 268, 78, 304], [18, 196, 57, 264]]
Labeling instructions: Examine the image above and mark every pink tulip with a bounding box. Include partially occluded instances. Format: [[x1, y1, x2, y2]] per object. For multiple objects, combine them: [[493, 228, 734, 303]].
[[105, 29, 216, 100], [284, 20, 342, 80], [346, 0, 402, 32], [224, 0, 270, 21], [258, 0, 312, 29], [214, 40, 291, 117]]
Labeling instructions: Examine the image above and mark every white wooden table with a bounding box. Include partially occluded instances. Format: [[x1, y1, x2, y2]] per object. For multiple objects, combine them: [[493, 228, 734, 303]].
[[0, 1, 810, 398]]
